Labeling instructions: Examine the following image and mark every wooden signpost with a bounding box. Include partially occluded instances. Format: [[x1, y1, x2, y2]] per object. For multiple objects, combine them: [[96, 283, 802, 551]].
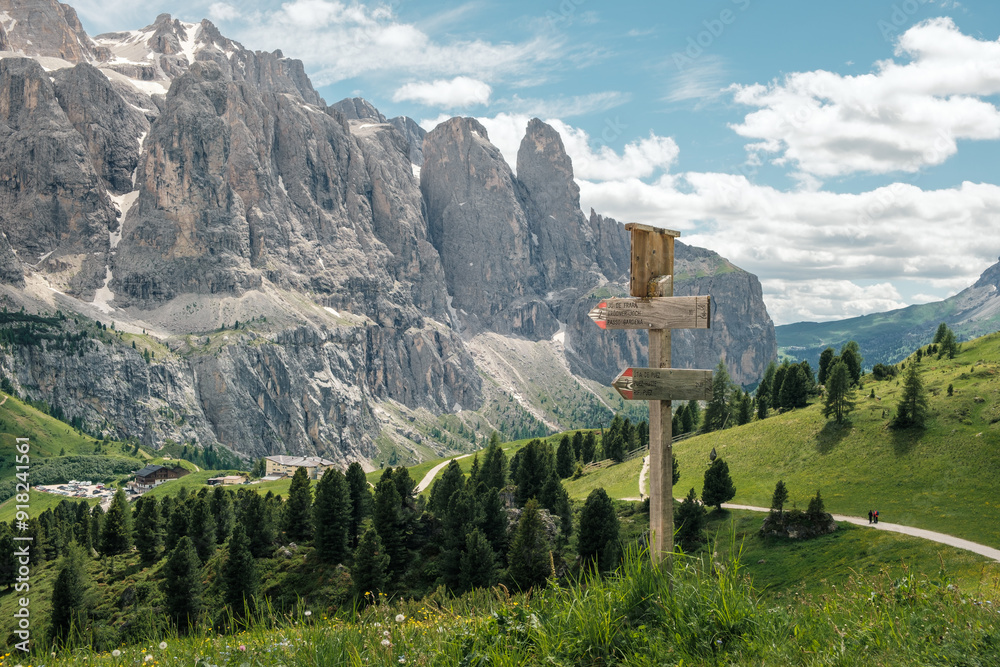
[[591, 222, 715, 564], [588, 295, 711, 330], [611, 368, 713, 402]]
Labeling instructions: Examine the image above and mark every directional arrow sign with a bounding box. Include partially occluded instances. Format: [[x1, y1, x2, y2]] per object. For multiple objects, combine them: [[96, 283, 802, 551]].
[[612, 367, 713, 402], [589, 296, 711, 330]]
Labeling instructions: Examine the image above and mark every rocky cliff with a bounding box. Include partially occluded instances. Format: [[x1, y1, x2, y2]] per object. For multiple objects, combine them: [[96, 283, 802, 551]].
[[0, 0, 776, 468]]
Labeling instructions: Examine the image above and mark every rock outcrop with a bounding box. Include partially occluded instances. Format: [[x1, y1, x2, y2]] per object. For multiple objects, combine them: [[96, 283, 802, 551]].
[[0, 3, 777, 466], [0, 57, 114, 297]]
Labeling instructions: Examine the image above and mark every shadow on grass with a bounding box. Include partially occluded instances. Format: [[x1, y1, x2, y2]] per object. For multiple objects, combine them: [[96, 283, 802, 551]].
[[889, 426, 922, 455], [815, 420, 852, 454]]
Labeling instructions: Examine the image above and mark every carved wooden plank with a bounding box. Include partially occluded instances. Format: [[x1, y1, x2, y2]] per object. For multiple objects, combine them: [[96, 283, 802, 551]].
[[588, 295, 711, 330], [611, 367, 714, 402]]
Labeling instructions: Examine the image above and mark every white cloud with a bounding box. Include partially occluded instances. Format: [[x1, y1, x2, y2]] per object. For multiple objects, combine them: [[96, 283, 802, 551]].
[[214, 0, 566, 87], [578, 174, 1000, 323], [209, 3, 239, 22], [665, 55, 728, 104], [393, 77, 491, 108], [730, 17, 1000, 179], [497, 91, 630, 119], [761, 279, 908, 324]]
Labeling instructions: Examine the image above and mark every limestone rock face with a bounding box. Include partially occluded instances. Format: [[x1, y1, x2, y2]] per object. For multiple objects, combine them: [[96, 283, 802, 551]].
[[52, 63, 150, 194], [421, 117, 547, 336], [0, 0, 108, 63], [0, 57, 113, 296]]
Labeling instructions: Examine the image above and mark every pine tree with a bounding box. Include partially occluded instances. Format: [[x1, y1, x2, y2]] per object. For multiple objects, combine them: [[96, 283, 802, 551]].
[[556, 435, 575, 478], [283, 467, 313, 542], [602, 414, 625, 462], [822, 360, 855, 424], [701, 458, 736, 510], [236, 490, 275, 558], [703, 360, 733, 431], [933, 322, 950, 344], [221, 524, 258, 621], [47, 547, 89, 646], [101, 488, 132, 556], [807, 490, 826, 518], [345, 461, 372, 547], [161, 536, 203, 633], [736, 391, 753, 425], [680, 402, 695, 433], [89, 505, 104, 554], [393, 466, 416, 508], [817, 347, 835, 385], [756, 362, 776, 420], [770, 480, 788, 515], [352, 524, 389, 597], [892, 361, 929, 429], [938, 328, 959, 359], [779, 365, 809, 409], [0, 525, 16, 590], [313, 468, 350, 564], [577, 488, 620, 573], [481, 432, 509, 492], [672, 453, 680, 485], [505, 499, 551, 591], [440, 486, 476, 588], [674, 487, 707, 552], [135, 495, 162, 563], [582, 431, 597, 463], [210, 486, 235, 545], [372, 477, 407, 576], [840, 341, 862, 386], [771, 362, 789, 411], [479, 487, 509, 561], [515, 439, 552, 505], [571, 431, 584, 461], [189, 496, 217, 562], [459, 528, 498, 593], [165, 499, 189, 553], [73, 502, 92, 553], [429, 460, 465, 514]]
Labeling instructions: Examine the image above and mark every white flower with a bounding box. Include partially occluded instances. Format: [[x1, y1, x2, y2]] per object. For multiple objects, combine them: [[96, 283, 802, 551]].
[[159, 642, 168, 649], [112, 650, 121, 657], [383, 630, 390, 637], [304, 610, 312, 617], [145, 656, 153, 662], [395, 613, 406, 623], [381, 639, 391, 647]]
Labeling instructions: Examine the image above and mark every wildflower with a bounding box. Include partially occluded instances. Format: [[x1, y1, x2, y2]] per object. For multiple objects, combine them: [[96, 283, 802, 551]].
[[383, 630, 390, 637], [399, 657, 406, 664], [395, 613, 405, 623], [304, 610, 312, 617], [145, 656, 153, 662], [238, 645, 246, 652], [159, 642, 168, 649], [381, 639, 391, 647], [112, 650, 121, 657]]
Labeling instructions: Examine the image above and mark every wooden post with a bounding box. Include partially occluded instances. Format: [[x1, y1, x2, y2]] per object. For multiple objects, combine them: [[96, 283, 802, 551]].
[[625, 222, 678, 564]]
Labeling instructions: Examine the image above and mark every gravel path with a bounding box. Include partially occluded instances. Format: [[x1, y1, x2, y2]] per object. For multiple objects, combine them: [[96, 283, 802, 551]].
[[413, 453, 473, 493]]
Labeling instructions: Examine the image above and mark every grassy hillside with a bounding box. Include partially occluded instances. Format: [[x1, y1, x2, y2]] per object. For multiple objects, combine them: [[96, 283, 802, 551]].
[[672, 330, 1000, 548]]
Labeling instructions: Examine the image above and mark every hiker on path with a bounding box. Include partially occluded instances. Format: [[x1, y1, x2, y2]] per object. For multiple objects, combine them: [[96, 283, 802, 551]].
[[874, 510, 879, 524], [868, 509, 873, 524]]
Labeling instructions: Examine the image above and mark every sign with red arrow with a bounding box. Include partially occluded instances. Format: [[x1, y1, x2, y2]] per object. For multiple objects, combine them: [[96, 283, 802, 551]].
[[589, 296, 711, 330], [612, 367, 713, 401]]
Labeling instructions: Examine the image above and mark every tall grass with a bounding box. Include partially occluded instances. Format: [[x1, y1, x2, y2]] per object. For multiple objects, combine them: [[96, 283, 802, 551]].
[[16, 544, 999, 666]]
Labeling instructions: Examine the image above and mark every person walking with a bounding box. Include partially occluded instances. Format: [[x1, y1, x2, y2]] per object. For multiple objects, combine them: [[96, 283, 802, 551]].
[[868, 509, 873, 524], [874, 510, 879, 524]]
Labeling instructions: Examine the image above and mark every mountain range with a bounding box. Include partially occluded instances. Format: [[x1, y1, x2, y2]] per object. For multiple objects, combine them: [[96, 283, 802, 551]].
[[0, 0, 776, 468]]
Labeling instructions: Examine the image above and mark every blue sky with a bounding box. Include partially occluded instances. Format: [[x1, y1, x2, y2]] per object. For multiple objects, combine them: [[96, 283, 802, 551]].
[[71, 0, 1000, 324]]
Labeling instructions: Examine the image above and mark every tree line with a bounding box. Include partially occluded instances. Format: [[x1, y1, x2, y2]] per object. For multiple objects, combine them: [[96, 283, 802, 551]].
[[2, 433, 628, 650]]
